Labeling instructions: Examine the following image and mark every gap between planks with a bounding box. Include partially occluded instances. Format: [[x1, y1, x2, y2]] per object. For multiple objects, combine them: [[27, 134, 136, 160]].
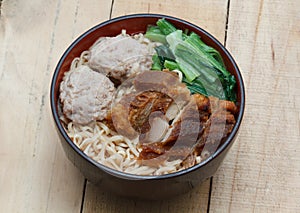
[[0, 0, 3, 17], [80, 1, 115, 212], [224, 0, 231, 46], [207, 0, 231, 212], [207, 177, 213, 213], [80, 179, 87, 213], [80, 0, 231, 211], [109, 0, 115, 19]]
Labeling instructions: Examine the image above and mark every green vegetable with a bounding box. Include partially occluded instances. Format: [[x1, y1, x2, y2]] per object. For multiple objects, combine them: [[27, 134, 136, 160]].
[[154, 45, 176, 66], [188, 32, 225, 69], [183, 76, 226, 99], [185, 32, 229, 77], [164, 60, 180, 70], [146, 19, 237, 102], [151, 54, 163, 70], [156, 18, 177, 35], [145, 26, 167, 44], [166, 31, 218, 84]]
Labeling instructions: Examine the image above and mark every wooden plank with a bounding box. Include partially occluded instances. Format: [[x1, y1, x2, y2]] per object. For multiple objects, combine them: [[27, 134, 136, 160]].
[[0, 0, 111, 212], [111, 0, 228, 42], [209, 0, 300, 212], [82, 0, 229, 212]]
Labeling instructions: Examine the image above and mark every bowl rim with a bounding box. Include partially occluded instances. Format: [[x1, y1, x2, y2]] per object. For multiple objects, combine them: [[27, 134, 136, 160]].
[[50, 13, 245, 180]]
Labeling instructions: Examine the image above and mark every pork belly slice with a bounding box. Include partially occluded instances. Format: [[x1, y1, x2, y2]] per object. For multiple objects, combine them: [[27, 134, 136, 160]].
[[139, 94, 238, 167], [134, 71, 191, 109], [110, 91, 173, 139], [109, 71, 191, 140]]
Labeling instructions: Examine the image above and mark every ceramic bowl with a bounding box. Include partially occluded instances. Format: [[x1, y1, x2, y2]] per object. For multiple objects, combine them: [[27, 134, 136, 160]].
[[50, 14, 245, 200]]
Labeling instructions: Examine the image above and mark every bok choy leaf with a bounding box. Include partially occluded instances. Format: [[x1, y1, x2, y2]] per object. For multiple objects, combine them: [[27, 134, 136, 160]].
[[145, 18, 237, 102]]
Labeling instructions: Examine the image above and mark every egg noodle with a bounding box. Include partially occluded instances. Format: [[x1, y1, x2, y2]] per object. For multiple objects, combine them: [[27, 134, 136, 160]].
[[60, 32, 201, 175]]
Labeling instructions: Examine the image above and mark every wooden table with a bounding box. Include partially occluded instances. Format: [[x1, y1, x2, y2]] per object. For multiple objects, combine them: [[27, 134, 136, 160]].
[[0, 0, 299, 212]]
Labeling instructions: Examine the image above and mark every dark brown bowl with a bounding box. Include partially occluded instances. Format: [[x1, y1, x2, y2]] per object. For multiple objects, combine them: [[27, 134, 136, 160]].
[[50, 14, 245, 200]]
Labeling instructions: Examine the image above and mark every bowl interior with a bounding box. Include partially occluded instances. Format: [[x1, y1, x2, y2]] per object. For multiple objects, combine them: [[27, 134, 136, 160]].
[[51, 14, 245, 180]]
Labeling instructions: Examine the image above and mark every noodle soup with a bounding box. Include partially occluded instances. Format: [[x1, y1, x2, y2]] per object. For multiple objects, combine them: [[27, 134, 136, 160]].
[[51, 15, 245, 192], [51, 14, 245, 199], [58, 26, 238, 176]]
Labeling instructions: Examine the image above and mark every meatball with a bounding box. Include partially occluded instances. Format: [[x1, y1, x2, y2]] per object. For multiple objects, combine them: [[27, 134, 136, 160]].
[[60, 65, 115, 125], [88, 34, 153, 81]]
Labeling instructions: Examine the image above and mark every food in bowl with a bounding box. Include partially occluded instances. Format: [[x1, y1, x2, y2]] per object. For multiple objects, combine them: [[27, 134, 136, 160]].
[[58, 18, 238, 176]]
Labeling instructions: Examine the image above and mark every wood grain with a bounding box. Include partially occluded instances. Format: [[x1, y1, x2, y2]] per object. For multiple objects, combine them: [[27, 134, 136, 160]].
[[81, 0, 228, 212], [0, 0, 111, 212], [209, 0, 300, 212], [1, 0, 299, 212], [111, 0, 228, 42]]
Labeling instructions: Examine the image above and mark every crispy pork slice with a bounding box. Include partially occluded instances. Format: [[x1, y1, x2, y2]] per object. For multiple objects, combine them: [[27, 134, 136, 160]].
[[109, 71, 192, 140], [110, 91, 173, 139], [134, 71, 191, 109], [139, 94, 238, 167]]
